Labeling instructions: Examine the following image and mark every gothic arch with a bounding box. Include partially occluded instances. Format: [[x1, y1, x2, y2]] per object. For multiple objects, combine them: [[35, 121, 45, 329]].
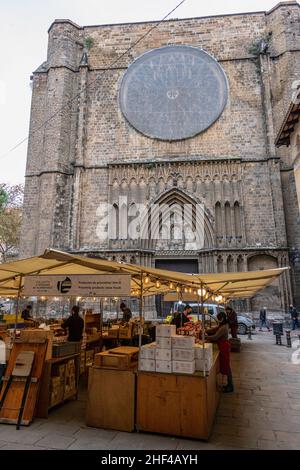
[[139, 187, 214, 251]]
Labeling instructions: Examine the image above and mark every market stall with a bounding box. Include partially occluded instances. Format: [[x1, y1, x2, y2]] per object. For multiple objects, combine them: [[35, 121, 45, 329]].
[[0, 249, 289, 436]]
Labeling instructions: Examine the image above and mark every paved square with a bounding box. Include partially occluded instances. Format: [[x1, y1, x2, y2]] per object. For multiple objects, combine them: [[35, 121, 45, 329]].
[[0, 332, 299, 450]]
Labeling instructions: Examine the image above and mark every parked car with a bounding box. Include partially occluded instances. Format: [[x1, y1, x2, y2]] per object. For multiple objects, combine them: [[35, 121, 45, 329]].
[[169, 302, 255, 335]]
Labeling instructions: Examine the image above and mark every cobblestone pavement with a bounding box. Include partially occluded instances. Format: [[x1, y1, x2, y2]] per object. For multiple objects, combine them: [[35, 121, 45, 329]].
[[0, 331, 299, 450]]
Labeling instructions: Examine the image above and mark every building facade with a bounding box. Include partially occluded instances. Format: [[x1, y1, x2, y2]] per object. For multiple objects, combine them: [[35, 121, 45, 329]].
[[20, 2, 300, 312]]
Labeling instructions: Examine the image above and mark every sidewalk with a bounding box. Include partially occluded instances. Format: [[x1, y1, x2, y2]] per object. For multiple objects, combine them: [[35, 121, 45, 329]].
[[0, 331, 299, 450]]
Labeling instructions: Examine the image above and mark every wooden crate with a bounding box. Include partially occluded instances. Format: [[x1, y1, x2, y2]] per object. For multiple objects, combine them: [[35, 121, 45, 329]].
[[94, 346, 139, 370], [119, 324, 133, 339], [86, 366, 136, 432], [107, 328, 119, 338], [94, 352, 129, 369], [136, 352, 220, 440]]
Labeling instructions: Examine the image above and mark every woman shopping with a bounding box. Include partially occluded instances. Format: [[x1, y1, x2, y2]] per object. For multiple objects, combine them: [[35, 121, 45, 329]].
[[205, 311, 234, 393]]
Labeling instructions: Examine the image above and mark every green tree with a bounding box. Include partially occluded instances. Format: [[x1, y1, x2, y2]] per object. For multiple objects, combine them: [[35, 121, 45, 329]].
[[0, 184, 24, 262]]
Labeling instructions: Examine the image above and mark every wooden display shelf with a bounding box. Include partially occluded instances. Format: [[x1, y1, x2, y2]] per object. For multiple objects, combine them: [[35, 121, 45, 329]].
[[136, 352, 220, 440], [86, 366, 136, 432], [36, 353, 80, 418]]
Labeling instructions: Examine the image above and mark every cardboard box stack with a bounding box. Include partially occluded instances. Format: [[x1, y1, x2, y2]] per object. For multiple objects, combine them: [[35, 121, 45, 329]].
[[140, 342, 156, 371], [155, 324, 176, 374], [139, 324, 214, 375], [171, 334, 196, 375], [195, 342, 213, 371]]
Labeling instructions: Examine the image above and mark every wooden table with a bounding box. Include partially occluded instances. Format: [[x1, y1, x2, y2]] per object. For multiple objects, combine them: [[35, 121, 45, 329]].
[[136, 352, 220, 440]]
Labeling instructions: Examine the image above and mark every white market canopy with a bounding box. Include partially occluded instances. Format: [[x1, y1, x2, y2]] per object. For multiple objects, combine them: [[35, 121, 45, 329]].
[[0, 249, 289, 301]]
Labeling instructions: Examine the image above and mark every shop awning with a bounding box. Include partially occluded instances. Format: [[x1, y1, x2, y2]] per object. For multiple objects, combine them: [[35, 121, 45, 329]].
[[195, 269, 287, 299], [0, 249, 289, 300]]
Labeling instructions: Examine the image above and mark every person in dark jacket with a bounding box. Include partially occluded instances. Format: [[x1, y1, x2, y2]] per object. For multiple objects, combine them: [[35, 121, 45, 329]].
[[289, 304, 299, 330], [21, 305, 33, 321], [21, 305, 35, 325], [61, 305, 84, 342], [120, 302, 132, 322], [225, 306, 238, 338], [171, 305, 192, 330], [259, 307, 270, 331]]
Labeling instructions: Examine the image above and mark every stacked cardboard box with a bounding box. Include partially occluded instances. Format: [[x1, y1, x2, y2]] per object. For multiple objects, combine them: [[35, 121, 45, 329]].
[[171, 335, 196, 374], [194, 343, 213, 371], [155, 325, 176, 374], [139, 325, 214, 375], [140, 342, 156, 371]]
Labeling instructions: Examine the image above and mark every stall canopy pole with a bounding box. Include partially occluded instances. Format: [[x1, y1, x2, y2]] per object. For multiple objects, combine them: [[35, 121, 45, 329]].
[[138, 271, 144, 369], [99, 298, 103, 337], [200, 282, 206, 377], [14, 275, 23, 339]]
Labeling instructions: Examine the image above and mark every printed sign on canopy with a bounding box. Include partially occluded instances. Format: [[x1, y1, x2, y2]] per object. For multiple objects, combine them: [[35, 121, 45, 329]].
[[23, 274, 131, 297]]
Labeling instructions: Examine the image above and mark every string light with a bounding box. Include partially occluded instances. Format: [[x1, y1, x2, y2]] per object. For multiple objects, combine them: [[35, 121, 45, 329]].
[[169, 282, 174, 289], [197, 288, 207, 297], [144, 276, 150, 284], [176, 286, 181, 293], [155, 280, 161, 289], [188, 287, 192, 293]]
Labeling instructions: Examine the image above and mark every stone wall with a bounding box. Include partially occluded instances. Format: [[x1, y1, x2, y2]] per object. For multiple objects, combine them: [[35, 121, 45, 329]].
[[20, 2, 300, 312]]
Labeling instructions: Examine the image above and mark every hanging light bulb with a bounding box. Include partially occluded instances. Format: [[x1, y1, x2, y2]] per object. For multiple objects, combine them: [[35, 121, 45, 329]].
[[155, 280, 161, 289], [197, 288, 207, 297], [184, 287, 188, 293], [189, 287, 192, 293], [144, 276, 150, 284], [176, 285, 181, 293], [204, 292, 209, 300], [193, 290, 197, 295], [169, 281, 174, 289]]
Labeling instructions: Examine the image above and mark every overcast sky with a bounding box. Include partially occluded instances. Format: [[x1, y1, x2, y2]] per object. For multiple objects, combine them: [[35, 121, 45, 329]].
[[0, 0, 283, 184]]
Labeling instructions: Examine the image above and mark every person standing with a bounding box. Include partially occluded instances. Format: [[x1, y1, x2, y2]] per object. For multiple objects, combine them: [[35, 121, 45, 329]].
[[206, 311, 234, 393], [21, 305, 35, 326], [259, 307, 271, 331], [21, 305, 33, 321], [171, 305, 192, 330], [61, 305, 84, 342], [120, 302, 132, 322], [225, 306, 238, 339], [289, 304, 299, 330]]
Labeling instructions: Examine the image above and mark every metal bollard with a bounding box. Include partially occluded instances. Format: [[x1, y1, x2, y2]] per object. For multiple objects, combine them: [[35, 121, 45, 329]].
[[286, 330, 292, 348], [247, 326, 252, 340], [275, 334, 282, 345]]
